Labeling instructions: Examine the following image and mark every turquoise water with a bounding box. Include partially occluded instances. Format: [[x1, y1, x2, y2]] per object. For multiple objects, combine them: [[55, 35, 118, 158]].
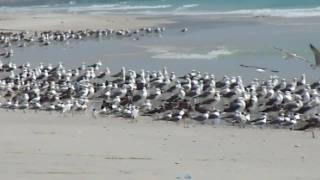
[[2, 0, 320, 9], [2, 0, 320, 17], [72, 0, 320, 10]]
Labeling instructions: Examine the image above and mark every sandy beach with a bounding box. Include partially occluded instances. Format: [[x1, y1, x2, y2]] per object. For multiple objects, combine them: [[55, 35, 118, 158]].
[[0, 12, 173, 31], [0, 110, 319, 180], [1, 1, 320, 179]]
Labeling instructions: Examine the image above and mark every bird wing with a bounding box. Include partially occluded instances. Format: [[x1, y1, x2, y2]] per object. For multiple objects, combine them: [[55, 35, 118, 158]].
[[310, 43, 320, 66], [293, 54, 310, 63], [274, 46, 309, 62]]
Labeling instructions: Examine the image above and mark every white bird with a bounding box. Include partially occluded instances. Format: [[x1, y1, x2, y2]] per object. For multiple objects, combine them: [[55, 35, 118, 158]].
[[250, 113, 267, 125], [256, 69, 265, 73], [274, 46, 309, 63], [131, 106, 139, 121]]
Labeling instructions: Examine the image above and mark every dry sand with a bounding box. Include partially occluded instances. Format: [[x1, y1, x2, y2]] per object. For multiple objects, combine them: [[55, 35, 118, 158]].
[[0, 12, 173, 31], [0, 10, 319, 180], [0, 110, 319, 180]]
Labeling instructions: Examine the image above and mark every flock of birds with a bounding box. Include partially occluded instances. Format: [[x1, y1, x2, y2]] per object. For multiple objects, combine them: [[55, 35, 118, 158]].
[[0, 27, 320, 130], [0, 26, 169, 58], [0, 59, 319, 130]]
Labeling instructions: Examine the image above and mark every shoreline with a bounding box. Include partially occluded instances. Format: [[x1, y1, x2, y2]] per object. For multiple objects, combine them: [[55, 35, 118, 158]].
[[0, 12, 175, 32], [0, 11, 319, 33]]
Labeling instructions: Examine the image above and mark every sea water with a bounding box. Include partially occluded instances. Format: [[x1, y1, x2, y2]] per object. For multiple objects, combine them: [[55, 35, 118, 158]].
[[2, 0, 320, 81], [2, 0, 320, 18]]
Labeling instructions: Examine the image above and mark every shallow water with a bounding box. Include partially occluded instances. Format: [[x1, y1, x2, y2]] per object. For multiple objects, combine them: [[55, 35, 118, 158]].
[[6, 15, 320, 83]]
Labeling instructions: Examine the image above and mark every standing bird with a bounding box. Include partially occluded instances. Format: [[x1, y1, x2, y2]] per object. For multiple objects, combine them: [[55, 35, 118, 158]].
[[250, 113, 267, 126], [131, 106, 139, 122], [224, 97, 246, 113]]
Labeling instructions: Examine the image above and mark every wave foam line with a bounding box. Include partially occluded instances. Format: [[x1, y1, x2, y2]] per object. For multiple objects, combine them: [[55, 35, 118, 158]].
[[175, 4, 199, 11], [130, 7, 320, 18], [2, 4, 320, 18], [150, 47, 236, 60], [0, 4, 172, 12], [215, 7, 320, 18]]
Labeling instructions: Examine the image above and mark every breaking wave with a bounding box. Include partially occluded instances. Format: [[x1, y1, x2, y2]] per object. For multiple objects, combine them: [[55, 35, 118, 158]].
[[1, 3, 320, 18]]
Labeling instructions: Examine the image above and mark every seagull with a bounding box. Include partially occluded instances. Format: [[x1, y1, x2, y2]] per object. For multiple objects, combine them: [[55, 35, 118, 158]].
[[191, 111, 209, 122], [274, 46, 309, 63], [269, 112, 285, 125], [309, 43, 320, 68], [294, 114, 320, 130], [181, 28, 188, 32], [209, 110, 222, 125], [224, 97, 246, 113], [131, 106, 139, 122], [256, 69, 265, 73], [170, 109, 185, 122], [224, 111, 247, 126], [249, 113, 267, 125]]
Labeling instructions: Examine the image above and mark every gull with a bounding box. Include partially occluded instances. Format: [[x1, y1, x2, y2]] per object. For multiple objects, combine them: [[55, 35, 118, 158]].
[[209, 110, 222, 125], [30, 102, 42, 112], [273, 46, 309, 63], [200, 91, 221, 109], [147, 88, 161, 100], [224, 97, 246, 113], [246, 92, 258, 113], [309, 43, 320, 68], [224, 111, 247, 126], [249, 113, 267, 125], [130, 106, 139, 122], [294, 114, 320, 130], [142, 99, 152, 112], [269, 112, 285, 125], [160, 112, 173, 121], [181, 28, 188, 32], [281, 113, 298, 128], [256, 69, 265, 73], [171, 109, 186, 122], [191, 111, 209, 123]]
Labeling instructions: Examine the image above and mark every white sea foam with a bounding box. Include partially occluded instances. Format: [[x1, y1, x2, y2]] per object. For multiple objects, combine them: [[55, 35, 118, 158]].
[[0, 3, 172, 12], [68, 1, 76, 5], [67, 4, 172, 12], [175, 4, 199, 11], [2, 4, 320, 18], [149, 47, 236, 60], [129, 7, 320, 18], [212, 7, 320, 18]]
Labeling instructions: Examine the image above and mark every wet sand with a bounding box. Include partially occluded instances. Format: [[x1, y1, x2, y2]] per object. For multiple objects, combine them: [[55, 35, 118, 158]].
[[0, 12, 173, 31], [0, 110, 320, 180]]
